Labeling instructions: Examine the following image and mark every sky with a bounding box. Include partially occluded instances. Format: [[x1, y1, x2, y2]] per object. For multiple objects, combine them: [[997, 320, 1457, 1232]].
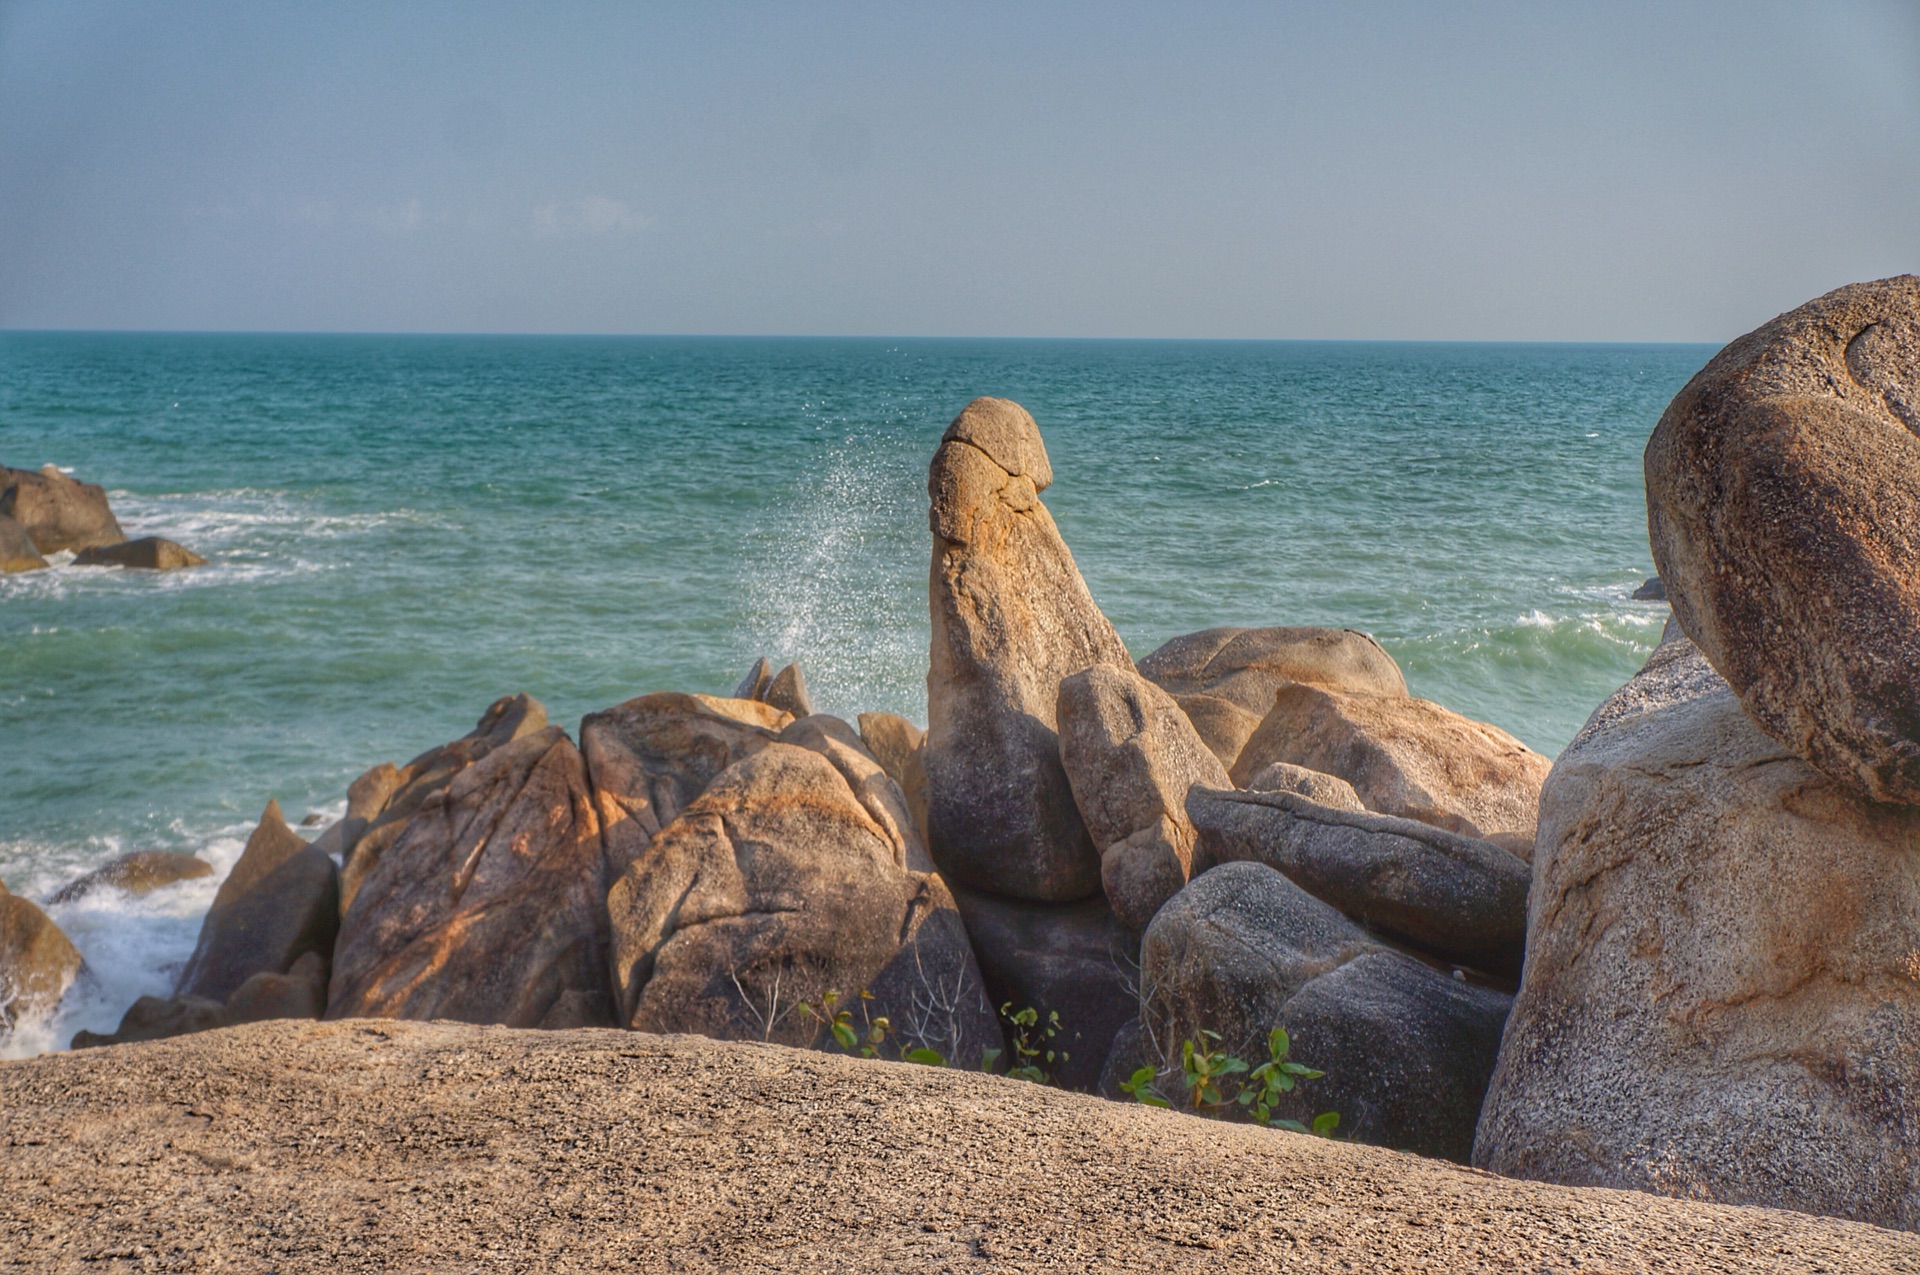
[[1, 1, 1916, 341]]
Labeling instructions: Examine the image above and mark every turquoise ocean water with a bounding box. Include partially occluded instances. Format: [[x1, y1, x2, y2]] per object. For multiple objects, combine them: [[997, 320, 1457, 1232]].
[[0, 333, 1708, 1054]]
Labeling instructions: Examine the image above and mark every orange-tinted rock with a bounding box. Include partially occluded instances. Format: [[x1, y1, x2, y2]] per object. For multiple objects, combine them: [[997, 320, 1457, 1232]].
[[1138, 625, 1407, 716], [1233, 684, 1549, 860], [73, 536, 204, 570], [925, 398, 1133, 902], [0, 465, 124, 554], [0, 514, 47, 573], [48, 850, 213, 904], [609, 743, 999, 1066], [328, 726, 613, 1029], [0, 894, 83, 1031]]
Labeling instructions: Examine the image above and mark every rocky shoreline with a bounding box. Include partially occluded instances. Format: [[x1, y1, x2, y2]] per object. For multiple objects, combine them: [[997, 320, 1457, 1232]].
[[6, 277, 1920, 1262]]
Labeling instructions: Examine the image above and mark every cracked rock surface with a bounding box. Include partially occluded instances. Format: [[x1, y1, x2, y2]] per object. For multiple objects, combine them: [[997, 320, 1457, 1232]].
[[3, 1019, 1912, 1272], [1476, 621, 1920, 1228]]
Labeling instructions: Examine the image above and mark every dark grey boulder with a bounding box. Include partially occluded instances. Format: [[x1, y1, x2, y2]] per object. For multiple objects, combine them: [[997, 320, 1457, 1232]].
[[947, 882, 1139, 1090], [1138, 861, 1510, 1162], [1187, 786, 1528, 974], [177, 801, 339, 1004]]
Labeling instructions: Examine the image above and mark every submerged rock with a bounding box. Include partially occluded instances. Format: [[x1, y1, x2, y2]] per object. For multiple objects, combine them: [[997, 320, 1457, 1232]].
[[47, 850, 213, 905], [925, 397, 1133, 902], [0, 514, 47, 573], [1140, 861, 1510, 1162], [329, 726, 614, 1029], [1646, 275, 1920, 804], [1632, 575, 1666, 601], [608, 742, 998, 1065], [73, 536, 205, 570], [0, 894, 83, 1031], [1232, 682, 1549, 859], [176, 801, 338, 1004], [1137, 625, 1407, 716], [1187, 786, 1528, 974], [1475, 626, 1920, 1229], [0, 464, 124, 554], [1056, 664, 1230, 931]]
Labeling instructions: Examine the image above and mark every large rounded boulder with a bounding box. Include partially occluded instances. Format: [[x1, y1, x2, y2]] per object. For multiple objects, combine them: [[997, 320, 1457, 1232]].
[[1474, 624, 1920, 1229], [608, 741, 1000, 1066], [0, 465, 124, 554], [1645, 275, 1920, 803], [924, 397, 1133, 902], [1137, 625, 1407, 715]]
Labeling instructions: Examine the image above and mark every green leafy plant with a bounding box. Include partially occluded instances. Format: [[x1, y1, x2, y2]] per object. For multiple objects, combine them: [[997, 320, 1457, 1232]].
[[797, 989, 894, 1059], [1000, 1003, 1067, 1085], [1121, 1026, 1339, 1137]]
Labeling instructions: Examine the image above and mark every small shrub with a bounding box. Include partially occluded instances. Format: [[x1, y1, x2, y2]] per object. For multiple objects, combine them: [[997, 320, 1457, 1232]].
[[1122, 1026, 1339, 1136], [999, 1002, 1067, 1085], [796, 988, 893, 1058]]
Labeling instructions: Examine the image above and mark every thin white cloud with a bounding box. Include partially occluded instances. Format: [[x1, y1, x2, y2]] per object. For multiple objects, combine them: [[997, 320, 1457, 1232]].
[[531, 196, 645, 240]]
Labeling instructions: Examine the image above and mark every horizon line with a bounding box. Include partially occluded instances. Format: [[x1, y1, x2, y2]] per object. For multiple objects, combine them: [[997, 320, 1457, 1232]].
[[0, 326, 1723, 347]]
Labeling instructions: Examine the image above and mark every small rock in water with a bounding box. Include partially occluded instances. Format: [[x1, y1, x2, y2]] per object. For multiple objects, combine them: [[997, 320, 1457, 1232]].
[[0, 893, 84, 1031], [764, 662, 813, 717], [733, 656, 775, 702], [0, 464, 124, 554], [72, 536, 205, 570], [1631, 575, 1666, 601], [47, 851, 214, 905]]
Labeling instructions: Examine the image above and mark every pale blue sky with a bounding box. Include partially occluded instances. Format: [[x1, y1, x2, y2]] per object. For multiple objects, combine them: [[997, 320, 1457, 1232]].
[[2, 1, 1915, 339]]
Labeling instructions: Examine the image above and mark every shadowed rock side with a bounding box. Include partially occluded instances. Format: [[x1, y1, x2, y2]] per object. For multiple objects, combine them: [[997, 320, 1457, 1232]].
[[1057, 664, 1231, 931], [608, 742, 999, 1067], [338, 693, 549, 913], [925, 397, 1133, 902], [1168, 692, 1261, 771], [580, 692, 791, 880], [856, 710, 930, 846], [176, 801, 338, 1005], [1138, 625, 1409, 716], [1232, 681, 1550, 859], [0, 894, 82, 1031], [0, 514, 46, 573], [7, 1022, 1913, 1275], [0, 464, 124, 554], [1137, 862, 1511, 1162], [1187, 787, 1528, 975], [327, 726, 616, 1030], [948, 883, 1139, 1091], [1475, 626, 1920, 1230], [1645, 275, 1920, 804]]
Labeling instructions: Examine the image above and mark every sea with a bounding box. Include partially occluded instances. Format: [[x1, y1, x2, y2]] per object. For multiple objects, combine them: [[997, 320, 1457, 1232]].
[[0, 333, 1709, 1056]]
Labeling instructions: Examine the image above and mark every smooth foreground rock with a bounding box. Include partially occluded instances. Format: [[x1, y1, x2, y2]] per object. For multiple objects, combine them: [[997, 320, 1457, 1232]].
[[948, 883, 1138, 1091], [339, 693, 550, 912], [1057, 664, 1231, 931], [176, 801, 338, 1004], [1139, 862, 1510, 1162], [1475, 626, 1920, 1230], [0, 514, 46, 573], [4, 1022, 1911, 1273], [1645, 275, 1920, 804], [329, 726, 615, 1029], [0, 895, 82, 1031], [1232, 682, 1550, 858], [47, 850, 213, 905], [0, 464, 124, 554], [72, 536, 205, 570], [609, 741, 998, 1065], [1138, 625, 1408, 716], [925, 397, 1133, 902], [1187, 787, 1528, 974]]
